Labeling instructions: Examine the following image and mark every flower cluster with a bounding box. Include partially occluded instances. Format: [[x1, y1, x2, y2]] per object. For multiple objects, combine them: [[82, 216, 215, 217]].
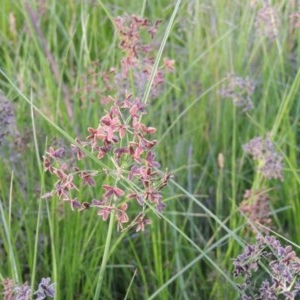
[[43, 92, 170, 231], [43, 15, 172, 232], [290, 12, 300, 29], [0, 93, 31, 156], [255, 3, 279, 40], [76, 15, 174, 106], [35, 278, 56, 300], [1, 277, 55, 300], [114, 14, 174, 98], [0, 93, 16, 146], [243, 135, 284, 181], [219, 73, 255, 112], [240, 189, 272, 233], [233, 235, 300, 299]]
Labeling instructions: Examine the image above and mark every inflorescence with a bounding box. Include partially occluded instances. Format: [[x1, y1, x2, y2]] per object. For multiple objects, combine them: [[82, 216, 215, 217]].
[[43, 15, 172, 232]]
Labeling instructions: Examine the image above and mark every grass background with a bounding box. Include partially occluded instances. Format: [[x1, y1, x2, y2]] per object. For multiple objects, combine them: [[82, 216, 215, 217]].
[[1, 0, 300, 299]]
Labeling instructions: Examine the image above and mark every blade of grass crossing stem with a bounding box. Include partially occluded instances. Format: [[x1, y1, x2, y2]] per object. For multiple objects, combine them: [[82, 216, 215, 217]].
[[148, 231, 240, 300], [141, 0, 181, 105], [152, 201, 242, 292], [81, 4, 90, 65], [29, 92, 45, 298], [168, 179, 244, 246], [124, 268, 138, 300], [96, 0, 114, 24], [140, 0, 147, 17]]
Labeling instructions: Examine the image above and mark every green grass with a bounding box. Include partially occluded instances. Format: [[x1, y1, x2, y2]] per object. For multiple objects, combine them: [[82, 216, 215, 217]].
[[1, 0, 300, 299]]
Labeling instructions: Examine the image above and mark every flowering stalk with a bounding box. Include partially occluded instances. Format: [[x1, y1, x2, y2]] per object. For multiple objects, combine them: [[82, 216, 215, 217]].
[[41, 15, 173, 299], [1, 277, 55, 300], [239, 189, 272, 234], [43, 92, 170, 232], [43, 15, 172, 233], [233, 235, 300, 299], [93, 205, 115, 300], [219, 73, 255, 112], [243, 135, 284, 181]]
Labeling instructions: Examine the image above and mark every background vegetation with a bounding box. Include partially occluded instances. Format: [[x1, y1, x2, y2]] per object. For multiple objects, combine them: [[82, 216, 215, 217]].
[[1, 0, 300, 299]]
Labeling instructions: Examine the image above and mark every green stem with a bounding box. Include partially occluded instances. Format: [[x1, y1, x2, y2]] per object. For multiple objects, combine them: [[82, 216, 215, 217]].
[[93, 210, 115, 300]]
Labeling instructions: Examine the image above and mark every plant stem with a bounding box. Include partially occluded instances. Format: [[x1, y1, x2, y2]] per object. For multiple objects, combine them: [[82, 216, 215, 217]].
[[93, 210, 115, 300]]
